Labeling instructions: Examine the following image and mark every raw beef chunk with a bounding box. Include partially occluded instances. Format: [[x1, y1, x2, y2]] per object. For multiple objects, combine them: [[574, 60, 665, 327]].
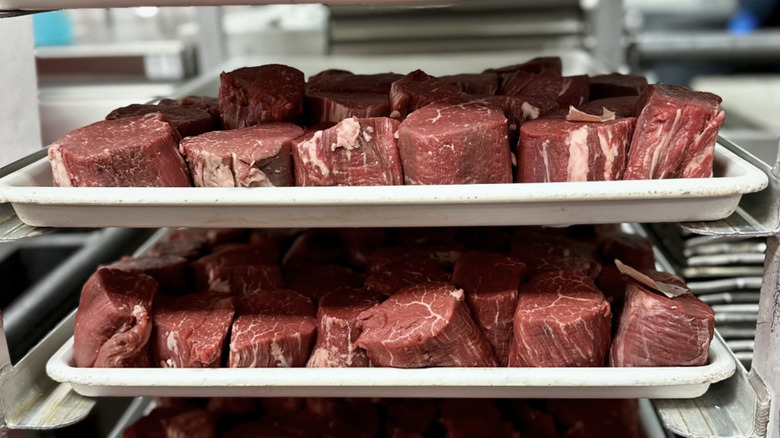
[[468, 95, 558, 147], [397, 102, 511, 185], [293, 116, 403, 186], [108, 255, 188, 295], [49, 113, 191, 187], [219, 64, 305, 129], [366, 241, 464, 274], [488, 56, 563, 77], [389, 69, 463, 119], [180, 123, 303, 187], [365, 256, 451, 296], [283, 263, 365, 302], [547, 399, 641, 438], [501, 70, 589, 108], [222, 421, 293, 438], [576, 96, 638, 119], [598, 229, 656, 270], [610, 279, 714, 367], [307, 70, 403, 94], [452, 251, 526, 366], [624, 84, 725, 179], [438, 72, 499, 95], [384, 399, 438, 437], [74, 268, 157, 368], [511, 243, 602, 280], [589, 73, 648, 100], [307, 288, 382, 367], [146, 238, 209, 261], [160, 95, 222, 127], [356, 281, 498, 367], [517, 116, 636, 182], [229, 288, 316, 368], [152, 292, 235, 368], [439, 399, 520, 438], [106, 103, 216, 137], [190, 243, 284, 295], [304, 91, 391, 125], [123, 406, 215, 438], [508, 270, 611, 367]]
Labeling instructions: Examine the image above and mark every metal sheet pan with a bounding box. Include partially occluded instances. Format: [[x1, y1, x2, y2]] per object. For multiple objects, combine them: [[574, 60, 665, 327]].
[[0, 145, 768, 229], [46, 334, 735, 399]]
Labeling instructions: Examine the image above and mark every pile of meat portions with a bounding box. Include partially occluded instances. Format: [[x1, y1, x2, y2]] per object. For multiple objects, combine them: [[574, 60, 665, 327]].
[[48, 56, 725, 188], [74, 225, 715, 370], [123, 396, 643, 438]]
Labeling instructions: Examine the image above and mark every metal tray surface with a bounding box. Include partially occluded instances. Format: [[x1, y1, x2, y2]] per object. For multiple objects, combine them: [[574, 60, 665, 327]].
[[0, 145, 768, 229], [46, 334, 735, 399]]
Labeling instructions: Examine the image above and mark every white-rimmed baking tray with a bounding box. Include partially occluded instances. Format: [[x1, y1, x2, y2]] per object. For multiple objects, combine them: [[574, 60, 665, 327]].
[[0, 144, 769, 228], [47, 333, 735, 399]]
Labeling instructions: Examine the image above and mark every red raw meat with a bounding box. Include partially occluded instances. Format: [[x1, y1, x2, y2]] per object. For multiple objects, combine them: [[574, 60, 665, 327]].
[[123, 407, 215, 438], [576, 96, 638, 119], [190, 243, 283, 295], [438, 72, 499, 95], [307, 70, 402, 94], [283, 263, 365, 302], [108, 255, 188, 295], [106, 103, 216, 137], [219, 64, 305, 129], [589, 73, 649, 100], [304, 91, 390, 125], [389, 69, 463, 119], [364, 256, 451, 296]]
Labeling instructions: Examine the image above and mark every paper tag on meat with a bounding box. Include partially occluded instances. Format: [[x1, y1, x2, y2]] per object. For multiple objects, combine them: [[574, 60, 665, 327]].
[[566, 106, 616, 122], [615, 259, 690, 298]]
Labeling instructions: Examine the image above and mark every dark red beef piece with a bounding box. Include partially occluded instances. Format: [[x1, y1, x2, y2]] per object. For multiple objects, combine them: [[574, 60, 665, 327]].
[[304, 91, 390, 125], [229, 288, 316, 368], [283, 263, 365, 302], [160, 95, 222, 128], [510, 243, 602, 280], [152, 292, 235, 368], [366, 241, 464, 274], [205, 397, 258, 423], [507, 401, 560, 438], [596, 264, 628, 313], [190, 243, 283, 295], [517, 116, 636, 182], [441, 418, 521, 438], [219, 64, 305, 129], [106, 103, 215, 138], [356, 281, 498, 367], [397, 102, 511, 185], [49, 113, 191, 187], [589, 73, 649, 100], [180, 123, 303, 187], [598, 229, 656, 270], [123, 407, 215, 438], [487, 56, 563, 77], [387, 426, 425, 438], [73, 268, 157, 368], [467, 94, 559, 149], [222, 421, 294, 438], [307, 287, 382, 367], [547, 399, 641, 438], [389, 70, 463, 119], [557, 74, 590, 108], [498, 70, 537, 97], [438, 72, 499, 95], [293, 117, 403, 186], [146, 238, 209, 261], [166, 228, 248, 248], [439, 399, 502, 423], [576, 96, 638, 119], [454, 226, 513, 253], [502, 71, 589, 108], [334, 228, 393, 269], [610, 280, 714, 367], [321, 400, 381, 438], [624, 84, 725, 179], [384, 399, 438, 434], [108, 255, 187, 295], [365, 256, 451, 296], [282, 229, 348, 266], [396, 227, 459, 245], [509, 270, 611, 367], [307, 69, 403, 94], [452, 251, 525, 366]]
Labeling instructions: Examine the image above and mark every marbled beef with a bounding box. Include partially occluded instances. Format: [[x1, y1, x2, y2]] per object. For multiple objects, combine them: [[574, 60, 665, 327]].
[[180, 123, 303, 187], [229, 288, 316, 368], [106, 103, 215, 137], [576, 96, 638, 119], [283, 263, 365, 302], [219, 64, 305, 129], [306, 288, 382, 367], [73, 268, 157, 368], [190, 243, 283, 295], [517, 116, 636, 182], [49, 113, 191, 187], [108, 255, 188, 295], [389, 69, 463, 119], [293, 116, 403, 186], [304, 91, 390, 125], [356, 281, 498, 367], [624, 84, 725, 179], [509, 270, 611, 367], [364, 256, 451, 296], [307, 70, 402, 94], [397, 102, 511, 185], [152, 292, 235, 368], [438, 72, 499, 95]]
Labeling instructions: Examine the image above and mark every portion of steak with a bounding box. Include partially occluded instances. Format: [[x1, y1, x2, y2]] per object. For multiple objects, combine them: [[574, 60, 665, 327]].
[[364, 256, 451, 296], [468, 95, 558, 148], [152, 292, 235, 368], [293, 116, 403, 186], [219, 64, 305, 129], [123, 407, 215, 438], [508, 270, 611, 367], [501, 71, 589, 108], [160, 95, 221, 128], [546, 399, 641, 438], [388, 70, 463, 119], [283, 263, 365, 302], [589, 73, 649, 100], [179, 123, 303, 187], [307, 70, 403, 94], [517, 116, 636, 182], [73, 267, 157, 368], [48, 113, 191, 187], [190, 243, 283, 295], [356, 281, 498, 367], [108, 255, 188, 295], [397, 102, 511, 185], [229, 288, 316, 367], [610, 279, 714, 367], [306, 288, 382, 367], [598, 229, 656, 270], [487, 56, 564, 77], [576, 96, 638, 119], [438, 72, 499, 95], [451, 251, 526, 366], [624, 84, 725, 179], [106, 103, 216, 137], [304, 91, 390, 125], [510, 243, 602, 280]]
